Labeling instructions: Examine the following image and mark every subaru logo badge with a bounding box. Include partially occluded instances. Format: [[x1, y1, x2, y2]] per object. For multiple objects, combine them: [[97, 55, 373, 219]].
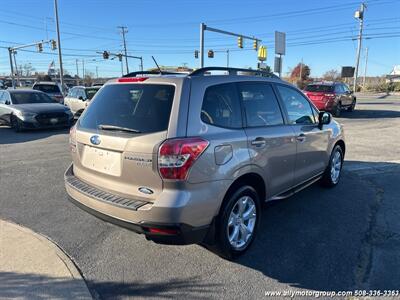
[[90, 135, 101, 145]]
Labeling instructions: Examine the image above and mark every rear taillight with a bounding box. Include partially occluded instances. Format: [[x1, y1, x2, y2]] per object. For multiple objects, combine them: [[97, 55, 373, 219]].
[[158, 137, 209, 180]]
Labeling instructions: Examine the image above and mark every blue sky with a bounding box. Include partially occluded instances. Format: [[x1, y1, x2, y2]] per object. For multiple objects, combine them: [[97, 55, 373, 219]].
[[0, 0, 399, 78]]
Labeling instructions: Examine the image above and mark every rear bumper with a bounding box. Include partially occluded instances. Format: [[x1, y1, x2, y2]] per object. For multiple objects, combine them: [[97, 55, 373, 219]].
[[64, 164, 214, 245]]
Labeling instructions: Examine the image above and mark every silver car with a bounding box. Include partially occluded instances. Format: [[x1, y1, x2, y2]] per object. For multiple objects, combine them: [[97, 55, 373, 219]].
[[65, 67, 345, 259]]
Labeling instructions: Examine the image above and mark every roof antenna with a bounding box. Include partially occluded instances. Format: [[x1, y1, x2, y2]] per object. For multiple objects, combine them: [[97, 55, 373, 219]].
[[151, 56, 162, 74]]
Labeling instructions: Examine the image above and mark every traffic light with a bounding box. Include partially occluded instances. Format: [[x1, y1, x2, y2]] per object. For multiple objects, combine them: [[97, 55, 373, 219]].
[[253, 40, 258, 50], [238, 36, 243, 48], [102, 51, 109, 59], [194, 50, 199, 59], [37, 43, 43, 52], [51, 40, 57, 50], [207, 50, 214, 58]]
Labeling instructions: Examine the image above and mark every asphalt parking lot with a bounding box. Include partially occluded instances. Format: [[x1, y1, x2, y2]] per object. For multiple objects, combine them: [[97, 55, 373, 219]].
[[1, 94, 399, 299]]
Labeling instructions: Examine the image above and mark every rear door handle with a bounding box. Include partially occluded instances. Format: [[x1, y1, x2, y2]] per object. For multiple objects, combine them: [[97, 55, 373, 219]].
[[296, 134, 306, 142], [251, 138, 267, 147]]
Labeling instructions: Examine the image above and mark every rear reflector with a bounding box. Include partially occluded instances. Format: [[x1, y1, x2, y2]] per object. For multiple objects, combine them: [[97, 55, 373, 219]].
[[148, 227, 179, 235], [117, 77, 148, 83], [158, 137, 209, 180]]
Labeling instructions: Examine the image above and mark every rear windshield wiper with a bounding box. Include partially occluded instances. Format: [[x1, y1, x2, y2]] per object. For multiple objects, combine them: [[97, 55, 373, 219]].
[[98, 124, 141, 133]]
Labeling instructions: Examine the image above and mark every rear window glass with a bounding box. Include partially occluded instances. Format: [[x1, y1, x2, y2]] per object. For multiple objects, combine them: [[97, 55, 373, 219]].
[[79, 84, 175, 134], [201, 83, 242, 129], [85, 88, 99, 100], [11, 92, 55, 104], [304, 85, 334, 93], [33, 84, 60, 94]]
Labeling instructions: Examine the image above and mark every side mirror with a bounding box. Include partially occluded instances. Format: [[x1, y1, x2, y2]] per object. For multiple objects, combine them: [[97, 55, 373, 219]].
[[78, 96, 84, 101], [5, 100, 10, 105], [318, 111, 331, 129]]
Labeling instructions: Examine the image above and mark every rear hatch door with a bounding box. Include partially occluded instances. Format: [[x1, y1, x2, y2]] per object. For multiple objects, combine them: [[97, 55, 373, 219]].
[[73, 81, 176, 202]]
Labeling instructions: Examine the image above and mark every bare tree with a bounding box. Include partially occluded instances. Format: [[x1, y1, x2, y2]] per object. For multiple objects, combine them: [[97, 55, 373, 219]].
[[19, 64, 36, 77], [323, 69, 340, 81]]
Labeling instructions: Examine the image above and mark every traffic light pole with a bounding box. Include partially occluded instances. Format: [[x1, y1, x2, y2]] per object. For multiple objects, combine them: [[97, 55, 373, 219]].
[[8, 48, 15, 89], [7, 39, 54, 89], [13, 51, 20, 87], [199, 23, 261, 68], [99, 51, 143, 73]]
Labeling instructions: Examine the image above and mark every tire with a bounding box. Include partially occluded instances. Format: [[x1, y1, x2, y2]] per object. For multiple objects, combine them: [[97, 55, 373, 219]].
[[11, 115, 22, 132], [333, 102, 341, 117], [320, 145, 344, 188], [347, 99, 356, 112], [215, 185, 261, 260]]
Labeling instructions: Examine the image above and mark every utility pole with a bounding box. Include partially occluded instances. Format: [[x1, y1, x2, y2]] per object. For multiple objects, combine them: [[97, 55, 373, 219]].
[[118, 26, 129, 74], [120, 55, 124, 76], [226, 49, 230, 67], [54, 0, 64, 93], [353, 2, 366, 92], [363, 47, 369, 90], [96, 66, 99, 78], [8, 49, 15, 89], [82, 59, 85, 84], [75, 59, 79, 85]]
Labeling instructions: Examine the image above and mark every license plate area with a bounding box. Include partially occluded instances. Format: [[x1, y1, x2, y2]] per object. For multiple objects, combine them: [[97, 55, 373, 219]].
[[81, 145, 121, 176]]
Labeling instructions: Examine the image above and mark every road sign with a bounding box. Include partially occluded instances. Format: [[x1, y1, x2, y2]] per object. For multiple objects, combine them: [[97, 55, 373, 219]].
[[341, 66, 355, 78], [274, 56, 282, 74], [258, 46, 267, 61], [275, 31, 286, 55]]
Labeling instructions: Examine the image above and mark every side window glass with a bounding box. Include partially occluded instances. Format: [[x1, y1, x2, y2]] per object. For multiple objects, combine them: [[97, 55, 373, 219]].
[[78, 89, 86, 99], [3, 93, 10, 103], [342, 84, 350, 93], [201, 83, 242, 129], [334, 85, 341, 93], [0, 92, 4, 104], [311, 106, 319, 123], [238, 82, 284, 127], [277, 85, 316, 125], [69, 88, 76, 98]]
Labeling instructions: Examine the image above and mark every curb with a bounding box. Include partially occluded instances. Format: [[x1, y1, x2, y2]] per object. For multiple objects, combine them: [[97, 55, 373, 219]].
[[0, 219, 93, 299]]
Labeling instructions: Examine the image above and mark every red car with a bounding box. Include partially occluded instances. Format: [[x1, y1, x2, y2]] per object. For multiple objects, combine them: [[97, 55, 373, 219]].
[[303, 82, 356, 117]]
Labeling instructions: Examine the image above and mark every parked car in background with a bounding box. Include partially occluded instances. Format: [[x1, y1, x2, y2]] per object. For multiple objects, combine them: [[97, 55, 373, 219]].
[[0, 89, 73, 132], [303, 82, 356, 117], [64, 86, 100, 118], [32, 81, 65, 104], [65, 67, 345, 259]]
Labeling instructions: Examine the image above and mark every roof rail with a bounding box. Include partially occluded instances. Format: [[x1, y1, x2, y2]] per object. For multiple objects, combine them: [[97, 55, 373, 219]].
[[190, 67, 279, 79], [122, 71, 186, 77]]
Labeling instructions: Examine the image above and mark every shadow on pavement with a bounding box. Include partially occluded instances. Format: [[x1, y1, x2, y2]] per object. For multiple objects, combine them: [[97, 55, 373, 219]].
[[0, 126, 69, 145], [338, 109, 400, 119], [231, 161, 400, 292], [0, 272, 222, 300], [0, 272, 90, 299]]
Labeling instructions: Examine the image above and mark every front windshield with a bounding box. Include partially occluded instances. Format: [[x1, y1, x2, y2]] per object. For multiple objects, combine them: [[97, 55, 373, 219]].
[[11, 92, 56, 104]]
